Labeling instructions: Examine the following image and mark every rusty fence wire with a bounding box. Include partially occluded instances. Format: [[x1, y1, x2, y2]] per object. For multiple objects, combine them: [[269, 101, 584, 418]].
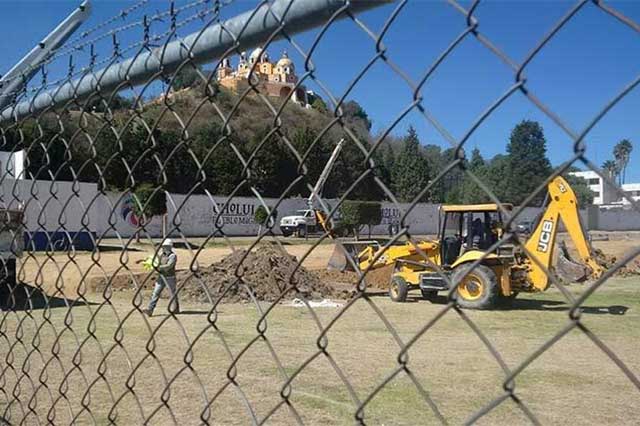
[[1, 0, 639, 424]]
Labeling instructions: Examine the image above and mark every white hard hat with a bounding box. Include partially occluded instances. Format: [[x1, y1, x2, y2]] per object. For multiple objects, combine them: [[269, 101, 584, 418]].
[[161, 238, 173, 247]]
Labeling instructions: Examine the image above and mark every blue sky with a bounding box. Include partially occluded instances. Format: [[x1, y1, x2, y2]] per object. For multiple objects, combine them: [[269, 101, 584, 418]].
[[1, 0, 639, 182]]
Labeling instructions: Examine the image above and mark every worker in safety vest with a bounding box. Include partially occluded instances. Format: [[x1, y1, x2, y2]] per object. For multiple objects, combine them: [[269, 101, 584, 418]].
[[142, 239, 179, 317]]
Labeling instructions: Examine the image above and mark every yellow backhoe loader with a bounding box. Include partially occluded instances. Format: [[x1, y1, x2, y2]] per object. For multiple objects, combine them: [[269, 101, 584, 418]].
[[328, 176, 604, 309]]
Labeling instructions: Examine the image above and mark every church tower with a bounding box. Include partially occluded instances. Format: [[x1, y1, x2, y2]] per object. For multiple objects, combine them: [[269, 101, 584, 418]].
[[217, 57, 233, 79]]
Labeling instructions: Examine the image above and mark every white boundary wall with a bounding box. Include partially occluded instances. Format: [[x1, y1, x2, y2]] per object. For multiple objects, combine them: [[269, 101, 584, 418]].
[[0, 178, 99, 233], [97, 192, 442, 238], [596, 208, 640, 231], [1, 180, 638, 239], [97, 192, 639, 238]]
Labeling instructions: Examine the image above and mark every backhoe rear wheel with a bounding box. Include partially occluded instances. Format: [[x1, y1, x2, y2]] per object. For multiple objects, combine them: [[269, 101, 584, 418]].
[[451, 264, 498, 310], [389, 276, 409, 303]]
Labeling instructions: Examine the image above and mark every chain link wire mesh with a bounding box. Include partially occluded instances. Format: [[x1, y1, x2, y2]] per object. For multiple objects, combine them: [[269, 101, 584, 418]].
[[1, 0, 639, 424]]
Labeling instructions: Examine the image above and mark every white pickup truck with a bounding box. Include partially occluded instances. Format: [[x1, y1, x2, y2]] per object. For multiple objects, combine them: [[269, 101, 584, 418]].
[[279, 209, 318, 237], [279, 209, 343, 238]]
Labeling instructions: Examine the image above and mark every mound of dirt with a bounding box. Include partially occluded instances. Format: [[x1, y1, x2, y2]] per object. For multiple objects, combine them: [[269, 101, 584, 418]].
[[181, 244, 346, 303], [594, 249, 640, 277]]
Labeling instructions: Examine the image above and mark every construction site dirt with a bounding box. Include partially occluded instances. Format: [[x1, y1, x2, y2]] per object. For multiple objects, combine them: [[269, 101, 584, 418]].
[[20, 231, 640, 302]]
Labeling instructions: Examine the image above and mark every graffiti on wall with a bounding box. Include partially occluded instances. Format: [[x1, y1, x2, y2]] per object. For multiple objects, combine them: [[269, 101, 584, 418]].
[[213, 202, 257, 226], [120, 193, 140, 227], [381, 207, 401, 225]]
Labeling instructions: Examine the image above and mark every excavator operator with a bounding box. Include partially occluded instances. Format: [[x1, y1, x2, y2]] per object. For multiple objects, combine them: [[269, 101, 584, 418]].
[[470, 218, 484, 249]]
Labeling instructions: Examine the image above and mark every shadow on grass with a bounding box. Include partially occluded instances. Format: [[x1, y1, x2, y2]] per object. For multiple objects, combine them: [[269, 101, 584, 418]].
[[97, 244, 145, 252], [0, 281, 91, 311], [499, 298, 629, 315], [177, 309, 210, 315], [151, 310, 210, 317], [366, 291, 629, 315]]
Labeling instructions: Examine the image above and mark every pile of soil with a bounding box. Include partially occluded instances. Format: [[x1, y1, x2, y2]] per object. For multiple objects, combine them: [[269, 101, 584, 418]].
[[181, 244, 348, 303], [593, 249, 640, 277]]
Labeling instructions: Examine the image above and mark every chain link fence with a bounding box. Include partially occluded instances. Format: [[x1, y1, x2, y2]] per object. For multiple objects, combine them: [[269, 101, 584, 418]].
[[1, 0, 639, 424]]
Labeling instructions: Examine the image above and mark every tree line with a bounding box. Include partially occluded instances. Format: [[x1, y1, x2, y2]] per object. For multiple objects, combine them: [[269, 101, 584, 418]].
[[382, 120, 595, 206]]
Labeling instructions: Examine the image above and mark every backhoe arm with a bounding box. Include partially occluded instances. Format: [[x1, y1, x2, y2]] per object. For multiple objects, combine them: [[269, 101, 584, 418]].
[[315, 210, 333, 235], [524, 176, 604, 291]]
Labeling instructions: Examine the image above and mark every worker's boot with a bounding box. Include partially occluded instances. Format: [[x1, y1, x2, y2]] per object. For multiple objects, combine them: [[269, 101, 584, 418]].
[[142, 308, 153, 317]]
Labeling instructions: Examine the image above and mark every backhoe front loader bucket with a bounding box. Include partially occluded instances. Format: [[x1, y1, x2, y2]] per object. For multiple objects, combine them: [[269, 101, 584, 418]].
[[556, 241, 591, 283], [327, 240, 381, 272]]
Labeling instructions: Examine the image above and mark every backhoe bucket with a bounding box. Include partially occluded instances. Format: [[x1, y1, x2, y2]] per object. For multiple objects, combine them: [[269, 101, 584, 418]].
[[556, 241, 590, 283], [327, 240, 381, 272]]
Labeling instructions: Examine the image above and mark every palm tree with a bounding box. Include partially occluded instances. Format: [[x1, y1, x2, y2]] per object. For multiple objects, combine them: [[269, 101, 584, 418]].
[[602, 160, 619, 180], [613, 139, 633, 185]]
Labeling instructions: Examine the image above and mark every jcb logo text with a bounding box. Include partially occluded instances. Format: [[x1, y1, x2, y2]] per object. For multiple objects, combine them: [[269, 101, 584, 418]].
[[537, 220, 554, 252]]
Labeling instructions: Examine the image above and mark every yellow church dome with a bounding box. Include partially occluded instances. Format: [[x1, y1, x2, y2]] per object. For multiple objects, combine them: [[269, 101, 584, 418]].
[[276, 51, 293, 69]]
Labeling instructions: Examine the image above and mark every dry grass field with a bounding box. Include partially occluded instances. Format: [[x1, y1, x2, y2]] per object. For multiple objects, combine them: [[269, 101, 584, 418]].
[[1, 275, 639, 425], [1, 232, 639, 424]]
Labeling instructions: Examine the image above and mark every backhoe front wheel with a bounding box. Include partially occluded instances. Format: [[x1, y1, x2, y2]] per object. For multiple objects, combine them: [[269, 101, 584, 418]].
[[451, 264, 498, 310], [389, 276, 409, 303]]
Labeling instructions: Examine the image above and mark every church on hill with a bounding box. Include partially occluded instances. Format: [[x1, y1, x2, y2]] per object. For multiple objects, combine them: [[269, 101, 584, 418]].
[[216, 48, 309, 107]]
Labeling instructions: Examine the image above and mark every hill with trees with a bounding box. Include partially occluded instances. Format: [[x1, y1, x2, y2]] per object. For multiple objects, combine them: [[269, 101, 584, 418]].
[[1, 78, 595, 207]]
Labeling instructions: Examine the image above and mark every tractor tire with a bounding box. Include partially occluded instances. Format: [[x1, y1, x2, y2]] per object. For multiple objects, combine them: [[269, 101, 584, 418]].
[[295, 225, 307, 238], [451, 264, 499, 310], [421, 289, 438, 302], [389, 276, 409, 303]]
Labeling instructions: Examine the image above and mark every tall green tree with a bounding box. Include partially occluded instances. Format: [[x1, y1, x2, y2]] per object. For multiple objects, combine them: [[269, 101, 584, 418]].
[[246, 129, 298, 198], [613, 139, 633, 185], [602, 160, 619, 181], [95, 124, 156, 191], [390, 126, 430, 202], [291, 127, 328, 197], [479, 154, 510, 202], [338, 201, 381, 240], [439, 148, 465, 204], [254, 205, 278, 234], [192, 125, 243, 196], [377, 142, 395, 190], [341, 100, 371, 132], [422, 144, 444, 202], [504, 120, 552, 205], [460, 148, 489, 203], [562, 172, 594, 206]]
